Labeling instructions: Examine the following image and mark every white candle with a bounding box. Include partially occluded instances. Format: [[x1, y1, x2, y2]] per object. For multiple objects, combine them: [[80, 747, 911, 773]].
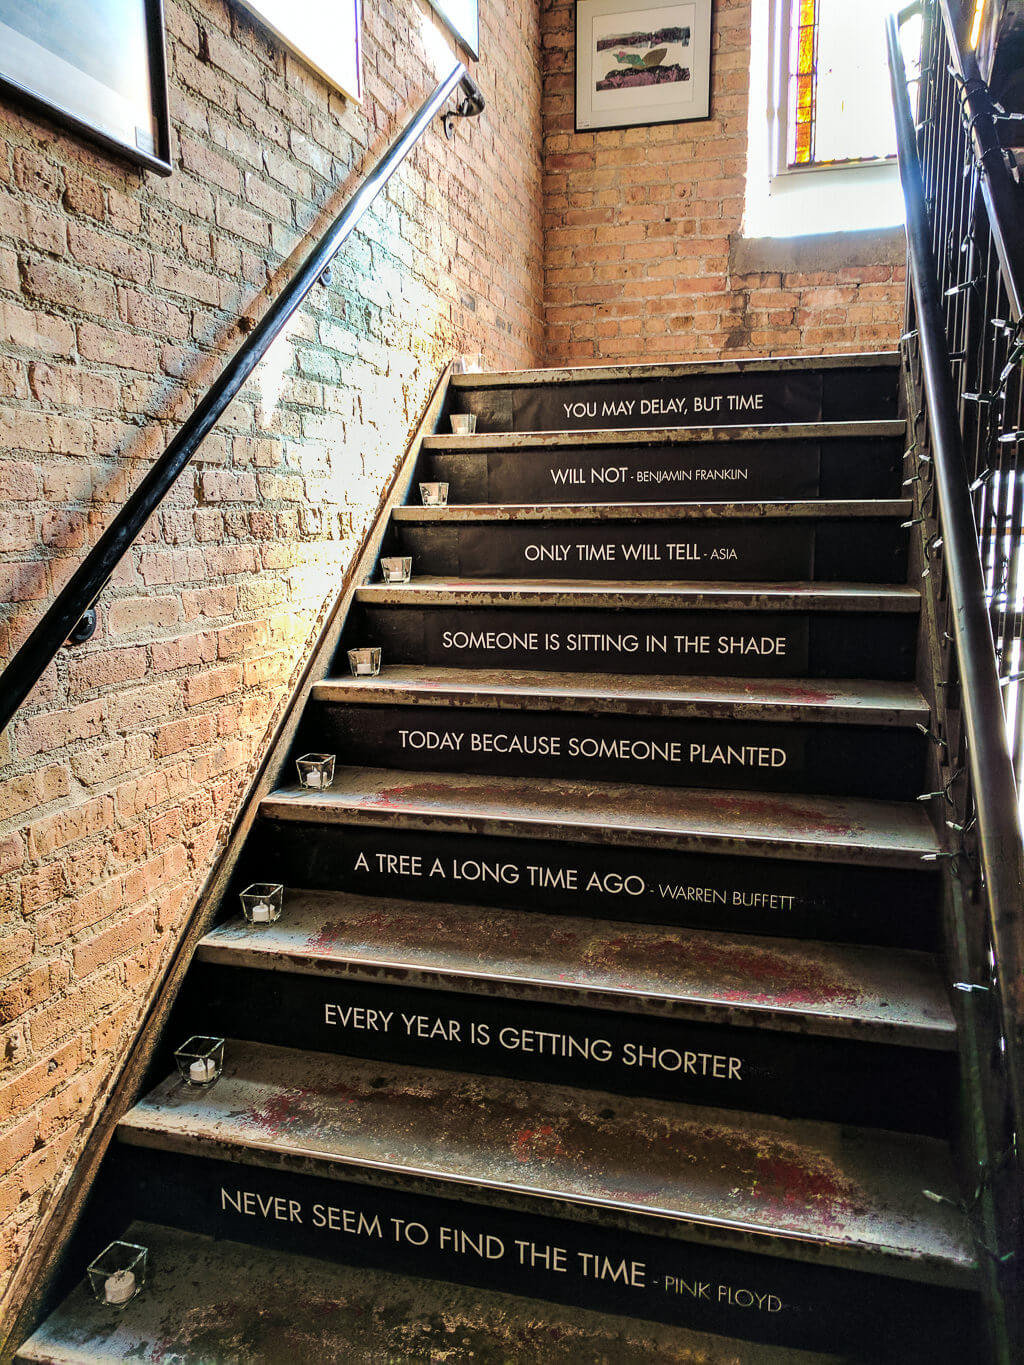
[[103, 1269, 136, 1304], [305, 770, 322, 788], [189, 1057, 216, 1084], [250, 902, 272, 923]]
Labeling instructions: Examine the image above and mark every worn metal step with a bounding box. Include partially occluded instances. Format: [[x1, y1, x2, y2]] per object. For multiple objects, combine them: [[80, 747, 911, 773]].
[[353, 579, 920, 680], [185, 891, 955, 1131], [115, 1043, 975, 1294], [313, 666, 930, 725], [388, 501, 910, 585], [450, 354, 900, 433], [422, 420, 906, 504], [18, 1221, 854, 1365], [260, 767, 940, 868], [302, 672, 928, 801]]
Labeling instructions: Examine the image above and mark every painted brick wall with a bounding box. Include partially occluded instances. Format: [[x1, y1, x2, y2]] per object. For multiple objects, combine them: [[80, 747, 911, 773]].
[[0, 0, 541, 1300], [541, 0, 907, 362]]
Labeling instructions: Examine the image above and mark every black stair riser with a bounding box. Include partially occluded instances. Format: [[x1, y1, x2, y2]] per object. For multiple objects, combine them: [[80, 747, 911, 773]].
[[427, 436, 904, 504], [353, 606, 919, 680], [108, 1148, 980, 1362], [394, 520, 908, 585], [301, 704, 926, 801], [244, 822, 941, 949], [175, 966, 954, 1135], [454, 368, 898, 434]]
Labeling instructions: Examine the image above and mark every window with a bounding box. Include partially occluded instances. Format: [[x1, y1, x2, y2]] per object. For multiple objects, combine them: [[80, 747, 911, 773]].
[[744, 0, 920, 239], [775, 0, 907, 173]]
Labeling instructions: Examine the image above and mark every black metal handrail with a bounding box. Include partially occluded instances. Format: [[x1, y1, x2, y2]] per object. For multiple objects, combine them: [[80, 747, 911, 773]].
[[887, 3, 1024, 1337], [0, 65, 483, 736]]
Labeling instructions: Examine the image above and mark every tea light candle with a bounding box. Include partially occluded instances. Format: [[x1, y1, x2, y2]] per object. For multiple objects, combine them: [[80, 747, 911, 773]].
[[450, 413, 477, 435], [381, 556, 412, 584], [419, 482, 449, 507], [305, 770, 323, 788], [103, 1269, 136, 1305], [250, 902, 273, 922], [189, 1056, 217, 1084]]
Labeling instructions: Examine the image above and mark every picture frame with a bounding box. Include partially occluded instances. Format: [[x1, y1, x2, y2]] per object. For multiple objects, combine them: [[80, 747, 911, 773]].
[[233, 0, 362, 103], [575, 0, 712, 131], [0, 0, 172, 175], [426, 0, 480, 59]]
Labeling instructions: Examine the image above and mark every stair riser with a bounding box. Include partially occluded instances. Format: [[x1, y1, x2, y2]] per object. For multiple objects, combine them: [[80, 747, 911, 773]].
[[301, 704, 927, 801], [454, 367, 898, 434], [178, 966, 954, 1135], [393, 520, 908, 585], [247, 821, 941, 949], [110, 1147, 978, 1362], [426, 437, 905, 504], [354, 606, 919, 680]]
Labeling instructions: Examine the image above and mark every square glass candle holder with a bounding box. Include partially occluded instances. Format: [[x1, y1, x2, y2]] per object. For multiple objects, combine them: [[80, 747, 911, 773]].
[[453, 353, 484, 374], [174, 1036, 225, 1087], [240, 882, 284, 924], [419, 482, 449, 507], [380, 556, 412, 584], [87, 1241, 148, 1307], [296, 752, 335, 789], [450, 413, 477, 435], [347, 646, 381, 677]]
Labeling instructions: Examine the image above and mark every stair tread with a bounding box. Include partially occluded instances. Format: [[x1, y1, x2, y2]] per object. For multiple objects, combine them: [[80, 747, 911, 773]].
[[450, 353, 901, 389], [393, 500, 911, 522], [118, 1042, 974, 1285], [16, 1221, 842, 1365], [356, 577, 921, 611], [424, 419, 905, 449], [312, 666, 930, 725], [260, 767, 940, 867], [199, 891, 955, 1045]]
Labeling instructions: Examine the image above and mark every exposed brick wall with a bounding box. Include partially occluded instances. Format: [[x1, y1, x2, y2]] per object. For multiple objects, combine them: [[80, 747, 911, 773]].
[[541, 0, 907, 362], [0, 0, 541, 1299]]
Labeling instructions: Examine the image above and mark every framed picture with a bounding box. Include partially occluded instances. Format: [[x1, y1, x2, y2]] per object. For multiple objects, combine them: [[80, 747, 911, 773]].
[[427, 0, 480, 59], [233, 0, 362, 102], [0, 0, 172, 174], [575, 0, 712, 131]]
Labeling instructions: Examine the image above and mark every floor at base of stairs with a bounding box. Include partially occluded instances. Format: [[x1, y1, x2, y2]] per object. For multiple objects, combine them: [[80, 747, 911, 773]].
[[15, 1222, 854, 1365]]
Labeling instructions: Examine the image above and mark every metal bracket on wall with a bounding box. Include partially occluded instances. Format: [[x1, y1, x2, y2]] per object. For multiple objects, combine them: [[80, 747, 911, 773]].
[[66, 608, 97, 646], [443, 79, 485, 140]]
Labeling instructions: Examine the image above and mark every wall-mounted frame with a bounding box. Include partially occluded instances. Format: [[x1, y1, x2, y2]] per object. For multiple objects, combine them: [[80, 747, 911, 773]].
[[575, 0, 711, 131], [0, 0, 172, 175], [427, 0, 480, 59], [233, 0, 362, 102]]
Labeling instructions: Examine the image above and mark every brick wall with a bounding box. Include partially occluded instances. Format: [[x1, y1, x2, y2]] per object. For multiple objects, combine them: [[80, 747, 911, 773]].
[[541, 0, 907, 362], [0, 0, 541, 1301]]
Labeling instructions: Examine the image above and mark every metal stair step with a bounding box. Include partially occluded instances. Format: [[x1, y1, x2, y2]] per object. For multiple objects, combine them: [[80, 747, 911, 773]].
[[197, 891, 954, 1047], [17, 1221, 846, 1365], [450, 354, 900, 432], [391, 500, 913, 522], [259, 767, 941, 869], [422, 418, 906, 451], [424, 421, 908, 504], [116, 1041, 975, 1288], [355, 577, 920, 611], [312, 666, 930, 726]]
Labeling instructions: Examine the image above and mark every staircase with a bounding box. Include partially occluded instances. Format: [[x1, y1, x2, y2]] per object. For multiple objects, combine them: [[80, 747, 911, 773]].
[[17, 354, 985, 1363]]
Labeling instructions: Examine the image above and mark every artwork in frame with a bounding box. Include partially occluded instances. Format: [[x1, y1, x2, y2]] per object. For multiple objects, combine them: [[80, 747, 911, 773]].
[[233, 0, 362, 103], [0, 0, 171, 174], [575, 0, 712, 131], [427, 0, 480, 59]]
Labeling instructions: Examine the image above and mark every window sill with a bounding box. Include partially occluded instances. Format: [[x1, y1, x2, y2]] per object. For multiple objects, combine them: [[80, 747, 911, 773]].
[[730, 226, 907, 275]]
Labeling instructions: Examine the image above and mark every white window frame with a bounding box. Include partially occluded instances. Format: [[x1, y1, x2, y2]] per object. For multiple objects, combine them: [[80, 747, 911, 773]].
[[767, 0, 899, 180]]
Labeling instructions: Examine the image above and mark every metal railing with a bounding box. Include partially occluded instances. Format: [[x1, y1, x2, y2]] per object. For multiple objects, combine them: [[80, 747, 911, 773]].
[[0, 64, 484, 737], [887, 2, 1024, 1354]]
